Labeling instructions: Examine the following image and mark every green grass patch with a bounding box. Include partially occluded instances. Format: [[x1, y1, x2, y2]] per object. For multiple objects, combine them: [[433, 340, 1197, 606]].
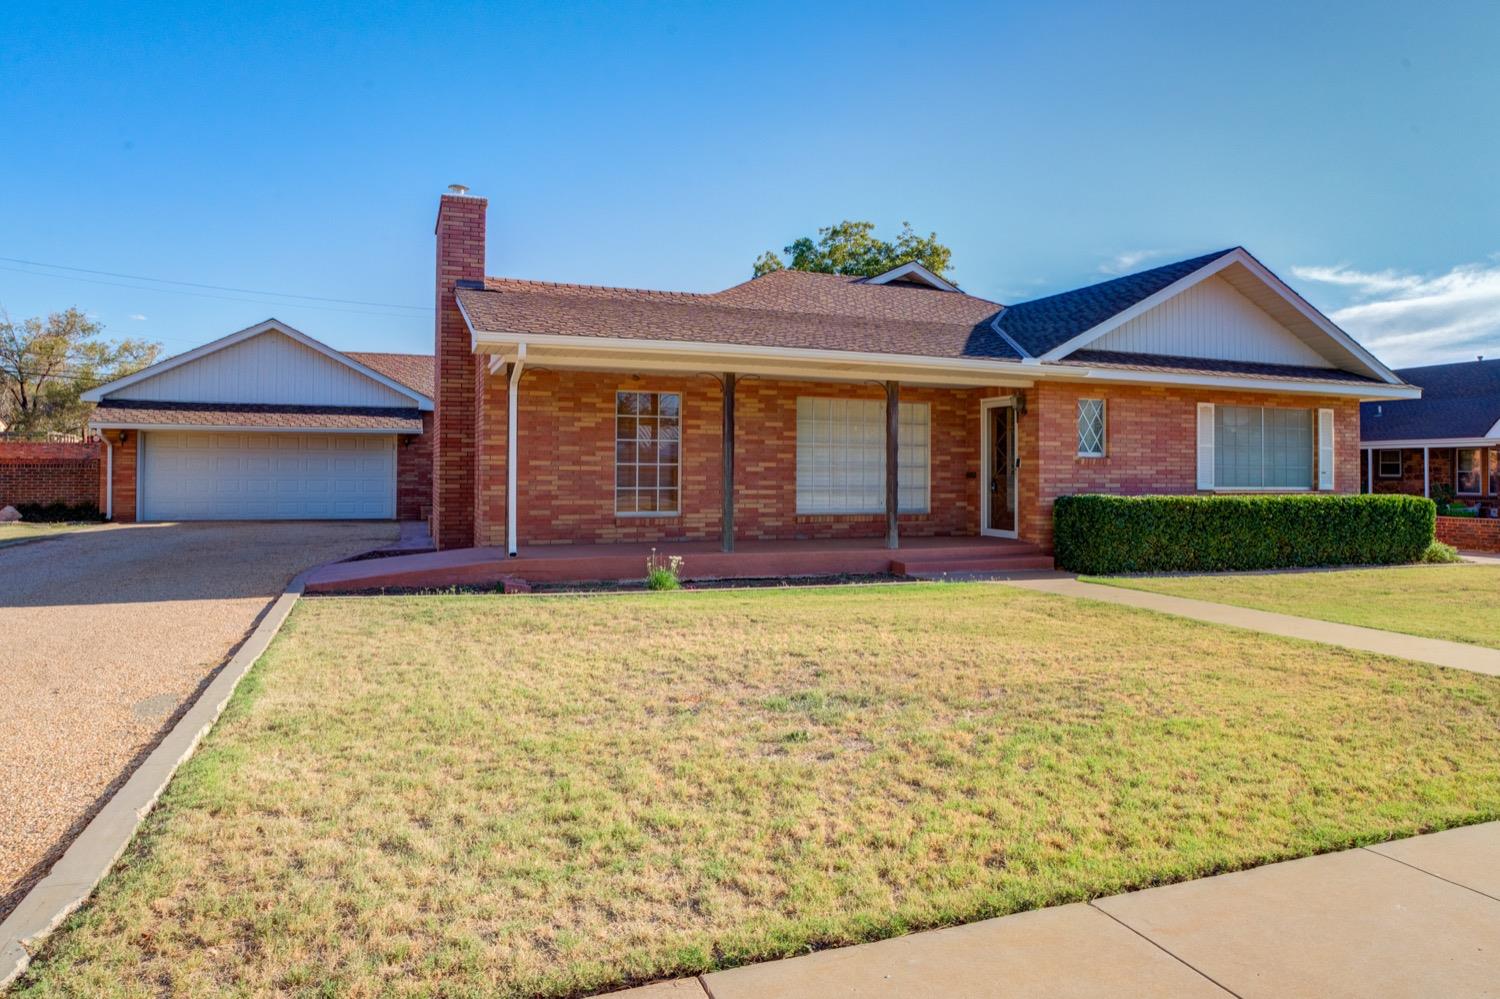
[[15, 583, 1500, 997], [1089, 564, 1500, 649]]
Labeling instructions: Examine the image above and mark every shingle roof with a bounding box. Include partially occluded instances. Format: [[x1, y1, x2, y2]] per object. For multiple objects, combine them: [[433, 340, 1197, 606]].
[[91, 400, 424, 432], [1360, 358, 1500, 441], [1059, 350, 1379, 385], [457, 283, 1021, 361], [346, 351, 435, 399], [994, 250, 1238, 357]]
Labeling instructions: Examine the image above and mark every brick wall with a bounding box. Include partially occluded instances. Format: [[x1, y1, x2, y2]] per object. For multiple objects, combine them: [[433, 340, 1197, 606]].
[[1436, 515, 1500, 552], [473, 370, 989, 548], [1019, 382, 1362, 549], [397, 413, 433, 521], [432, 192, 485, 550], [1363, 446, 1497, 501], [0, 440, 102, 510]]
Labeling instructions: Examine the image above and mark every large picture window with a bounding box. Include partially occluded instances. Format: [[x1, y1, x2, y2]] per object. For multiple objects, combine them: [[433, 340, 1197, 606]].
[[795, 397, 930, 514], [1457, 447, 1483, 495], [615, 391, 680, 515], [1214, 405, 1313, 489]]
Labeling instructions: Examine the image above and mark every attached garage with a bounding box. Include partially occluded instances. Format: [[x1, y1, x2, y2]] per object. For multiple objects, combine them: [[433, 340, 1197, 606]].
[[139, 431, 397, 521], [83, 319, 434, 523]]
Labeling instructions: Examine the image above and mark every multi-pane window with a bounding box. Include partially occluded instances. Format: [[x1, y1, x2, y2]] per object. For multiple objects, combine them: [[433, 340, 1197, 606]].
[[1076, 398, 1106, 457], [1214, 405, 1313, 489], [1457, 447, 1483, 495], [1490, 447, 1499, 496], [795, 397, 930, 514], [1378, 449, 1402, 478], [615, 391, 680, 514]]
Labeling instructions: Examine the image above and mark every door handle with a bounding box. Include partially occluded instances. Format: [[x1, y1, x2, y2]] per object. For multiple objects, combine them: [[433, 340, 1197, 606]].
[[989, 477, 998, 494]]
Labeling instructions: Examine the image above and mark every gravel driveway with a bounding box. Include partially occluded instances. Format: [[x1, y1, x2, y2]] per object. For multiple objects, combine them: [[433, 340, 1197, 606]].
[[0, 520, 398, 918]]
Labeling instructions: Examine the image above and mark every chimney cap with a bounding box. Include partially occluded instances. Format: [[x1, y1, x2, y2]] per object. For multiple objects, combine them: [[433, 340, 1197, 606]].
[[446, 183, 471, 196]]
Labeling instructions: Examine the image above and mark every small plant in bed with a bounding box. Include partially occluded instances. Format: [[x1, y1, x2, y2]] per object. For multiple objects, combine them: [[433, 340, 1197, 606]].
[[1421, 540, 1463, 563], [645, 548, 684, 590]]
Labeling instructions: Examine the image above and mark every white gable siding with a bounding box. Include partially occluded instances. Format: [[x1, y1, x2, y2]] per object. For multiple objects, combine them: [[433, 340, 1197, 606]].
[[1092, 275, 1334, 368], [111, 331, 414, 406]]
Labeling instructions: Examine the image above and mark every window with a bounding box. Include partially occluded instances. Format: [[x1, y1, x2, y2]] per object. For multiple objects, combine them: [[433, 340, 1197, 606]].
[[1213, 405, 1313, 489], [615, 391, 680, 515], [1491, 447, 1499, 496], [1076, 398, 1106, 457], [795, 397, 930, 514], [1378, 449, 1402, 478], [1457, 447, 1483, 495]]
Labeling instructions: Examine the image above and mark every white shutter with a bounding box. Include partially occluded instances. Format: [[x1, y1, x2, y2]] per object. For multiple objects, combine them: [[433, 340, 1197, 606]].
[[1196, 403, 1215, 490], [1318, 408, 1335, 490]]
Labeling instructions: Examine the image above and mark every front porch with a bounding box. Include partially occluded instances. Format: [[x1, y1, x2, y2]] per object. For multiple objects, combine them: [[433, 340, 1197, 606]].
[[303, 534, 1053, 592]]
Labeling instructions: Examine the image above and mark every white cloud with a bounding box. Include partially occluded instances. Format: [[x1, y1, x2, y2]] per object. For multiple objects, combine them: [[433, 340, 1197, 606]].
[[1292, 260, 1500, 367], [1099, 250, 1165, 275], [128, 313, 147, 321]]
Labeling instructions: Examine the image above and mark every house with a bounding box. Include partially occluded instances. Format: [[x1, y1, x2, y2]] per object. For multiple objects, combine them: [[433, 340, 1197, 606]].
[[427, 189, 1415, 568], [1360, 357, 1500, 513], [81, 320, 434, 521]]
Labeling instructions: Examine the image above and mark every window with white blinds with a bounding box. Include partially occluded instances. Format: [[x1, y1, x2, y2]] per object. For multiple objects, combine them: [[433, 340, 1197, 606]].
[[795, 397, 930, 514]]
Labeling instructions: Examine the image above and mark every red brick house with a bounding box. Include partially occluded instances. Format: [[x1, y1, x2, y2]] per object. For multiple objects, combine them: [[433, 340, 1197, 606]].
[[427, 189, 1417, 569]]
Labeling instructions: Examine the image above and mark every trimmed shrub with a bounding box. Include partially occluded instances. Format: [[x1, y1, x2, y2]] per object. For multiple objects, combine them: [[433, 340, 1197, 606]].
[[1421, 540, 1463, 564], [1053, 493, 1436, 574]]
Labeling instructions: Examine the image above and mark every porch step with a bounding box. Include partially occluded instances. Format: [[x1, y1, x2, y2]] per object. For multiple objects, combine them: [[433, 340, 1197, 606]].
[[891, 553, 1055, 575]]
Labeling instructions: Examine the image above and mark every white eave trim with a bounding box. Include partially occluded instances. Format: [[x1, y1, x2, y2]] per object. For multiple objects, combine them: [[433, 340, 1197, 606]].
[[862, 261, 959, 292], [1034, 248, 1405, 386], [1063, 363, 1420, 399], [88, 421, 422, 435], [1359, 436, 1500, 449], [80, 318, 435, 410]]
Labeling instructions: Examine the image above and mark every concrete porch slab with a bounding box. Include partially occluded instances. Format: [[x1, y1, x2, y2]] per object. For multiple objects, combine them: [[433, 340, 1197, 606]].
[[1094, 846, 1500, 999], [1369, 823, 1500, 900], [700, 903, 1227, 998]]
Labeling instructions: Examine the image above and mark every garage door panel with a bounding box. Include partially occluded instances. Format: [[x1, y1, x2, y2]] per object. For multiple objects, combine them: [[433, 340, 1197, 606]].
[[142, 431, 395, 520]]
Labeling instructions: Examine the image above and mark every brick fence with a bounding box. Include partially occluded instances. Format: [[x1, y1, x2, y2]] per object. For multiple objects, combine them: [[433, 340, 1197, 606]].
[[1436, 514, 1500, 553], [0, 440, 103, 510]]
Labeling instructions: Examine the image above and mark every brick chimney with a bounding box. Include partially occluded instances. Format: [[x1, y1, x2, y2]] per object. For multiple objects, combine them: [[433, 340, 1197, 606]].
[[432, 186, 486, 550]]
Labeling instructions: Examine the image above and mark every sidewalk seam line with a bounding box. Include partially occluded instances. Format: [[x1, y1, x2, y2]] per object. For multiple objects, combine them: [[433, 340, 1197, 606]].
[[1360, 846, 1500, 904], [696, 973, 718, 998], [1088, 901, 1244, 998]]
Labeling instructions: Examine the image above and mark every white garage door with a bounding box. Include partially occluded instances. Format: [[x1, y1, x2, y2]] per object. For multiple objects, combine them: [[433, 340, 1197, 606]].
[[140, 431, 396, 520]]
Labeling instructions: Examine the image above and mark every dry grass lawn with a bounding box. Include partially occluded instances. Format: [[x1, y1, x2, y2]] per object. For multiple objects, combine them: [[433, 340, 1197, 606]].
[[15, 583, 1500, 997], [1090, 564, 1500, 649], [0, 522, 97, 544]]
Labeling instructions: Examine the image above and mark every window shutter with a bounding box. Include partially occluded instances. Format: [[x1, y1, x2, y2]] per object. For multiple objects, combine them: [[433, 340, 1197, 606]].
[[1196, 403, 1215, 490], [1317, 408, 1335, 490]]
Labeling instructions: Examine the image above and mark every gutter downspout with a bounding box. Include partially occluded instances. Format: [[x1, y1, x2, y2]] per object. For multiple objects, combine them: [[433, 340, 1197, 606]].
[[104, 436, 113, 520], [507, 343, 526, 557]]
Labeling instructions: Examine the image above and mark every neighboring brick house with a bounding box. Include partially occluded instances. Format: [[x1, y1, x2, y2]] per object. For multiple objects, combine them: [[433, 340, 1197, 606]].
[[430, 189, 1416, 558], [80, 321, 434, 521]]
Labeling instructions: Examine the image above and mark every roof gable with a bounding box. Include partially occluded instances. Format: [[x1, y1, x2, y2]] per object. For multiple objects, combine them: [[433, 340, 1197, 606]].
[[82, 320, 433, 410]]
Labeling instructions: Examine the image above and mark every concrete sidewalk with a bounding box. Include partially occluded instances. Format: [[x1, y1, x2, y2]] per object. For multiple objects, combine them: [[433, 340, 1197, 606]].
[[608, 822, 1500, 997], [1002, 577, 1500, 677]]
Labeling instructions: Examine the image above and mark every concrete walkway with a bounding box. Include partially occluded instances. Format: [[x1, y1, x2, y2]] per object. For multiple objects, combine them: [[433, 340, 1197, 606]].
[[607, 822, 1500, 997], [1001, 577, 1500, 677]]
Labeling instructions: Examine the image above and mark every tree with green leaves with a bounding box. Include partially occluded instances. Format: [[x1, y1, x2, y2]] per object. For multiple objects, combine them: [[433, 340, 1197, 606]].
[[753, 220, 954, 281], [0, 307, 160, 436]]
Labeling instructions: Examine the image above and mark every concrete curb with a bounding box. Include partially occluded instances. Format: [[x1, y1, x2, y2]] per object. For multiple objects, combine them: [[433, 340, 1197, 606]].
[[0, 571, 309, 990]]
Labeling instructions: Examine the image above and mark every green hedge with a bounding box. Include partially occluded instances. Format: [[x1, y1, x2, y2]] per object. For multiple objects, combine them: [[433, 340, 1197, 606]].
[[1053, 493, 1436, 574]]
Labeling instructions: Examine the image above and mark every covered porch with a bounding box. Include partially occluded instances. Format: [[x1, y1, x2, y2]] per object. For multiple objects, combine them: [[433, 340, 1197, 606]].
[[303, 534, 1053, 592], [1361, 441, 1500, 513]]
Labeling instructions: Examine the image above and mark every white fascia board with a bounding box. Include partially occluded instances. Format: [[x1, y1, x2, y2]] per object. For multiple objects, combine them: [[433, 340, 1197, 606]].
[[863, 261, 959, 292], [1358, 436, 1500, 448], [1062, 363, 1421, 399], [89, 421, 421, 435], [81, 318, 434, 410]]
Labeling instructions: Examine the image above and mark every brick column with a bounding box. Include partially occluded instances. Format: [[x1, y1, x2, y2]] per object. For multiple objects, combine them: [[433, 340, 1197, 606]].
[[432, 190, 487, 550]]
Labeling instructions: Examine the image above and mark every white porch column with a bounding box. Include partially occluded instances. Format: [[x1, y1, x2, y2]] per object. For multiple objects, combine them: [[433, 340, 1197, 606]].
[[507, 343, 526, 557], [1365, 448, 1373, 494], [1423, 446, 1430, 498]]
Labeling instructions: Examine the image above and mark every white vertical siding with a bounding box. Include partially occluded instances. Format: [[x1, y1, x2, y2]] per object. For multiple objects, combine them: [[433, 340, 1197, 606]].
[[1093, 276, 1334, 368], [112, 331, 414, 406]]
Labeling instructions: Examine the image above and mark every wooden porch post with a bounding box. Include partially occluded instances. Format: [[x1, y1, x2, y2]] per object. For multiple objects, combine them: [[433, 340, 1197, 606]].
[[885, 380, 899, 550], [722, 372, 735, 553]]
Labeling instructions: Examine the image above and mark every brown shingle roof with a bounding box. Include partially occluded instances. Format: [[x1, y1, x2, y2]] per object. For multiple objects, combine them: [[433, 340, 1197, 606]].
[[711, 269, 1002, 325], [346, 351, 435, 399], [91, 401, 424, 432]]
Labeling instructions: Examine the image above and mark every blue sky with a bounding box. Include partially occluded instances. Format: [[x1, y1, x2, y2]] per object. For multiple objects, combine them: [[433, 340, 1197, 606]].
[[2, 1, 1498, 367]]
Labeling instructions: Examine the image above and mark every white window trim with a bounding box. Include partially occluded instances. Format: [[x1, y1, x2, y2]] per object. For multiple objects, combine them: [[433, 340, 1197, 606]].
[[1377, 449, 1402, 478], [794, 397, 931, 516], [614, 390, 683, 517], [1076, 398, 1106, 458], [1456, 446, 1484, 496], [1317, 408, 1335, 491]]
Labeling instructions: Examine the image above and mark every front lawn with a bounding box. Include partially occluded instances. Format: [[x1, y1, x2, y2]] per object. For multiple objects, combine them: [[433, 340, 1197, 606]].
[[1089, 564, 1500, 649], [16, 584, 1500, 997], [0, 522, 97, 545]]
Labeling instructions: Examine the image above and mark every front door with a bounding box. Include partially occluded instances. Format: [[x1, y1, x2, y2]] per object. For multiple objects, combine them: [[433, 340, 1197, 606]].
[[984, 402, 1017, 536]]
